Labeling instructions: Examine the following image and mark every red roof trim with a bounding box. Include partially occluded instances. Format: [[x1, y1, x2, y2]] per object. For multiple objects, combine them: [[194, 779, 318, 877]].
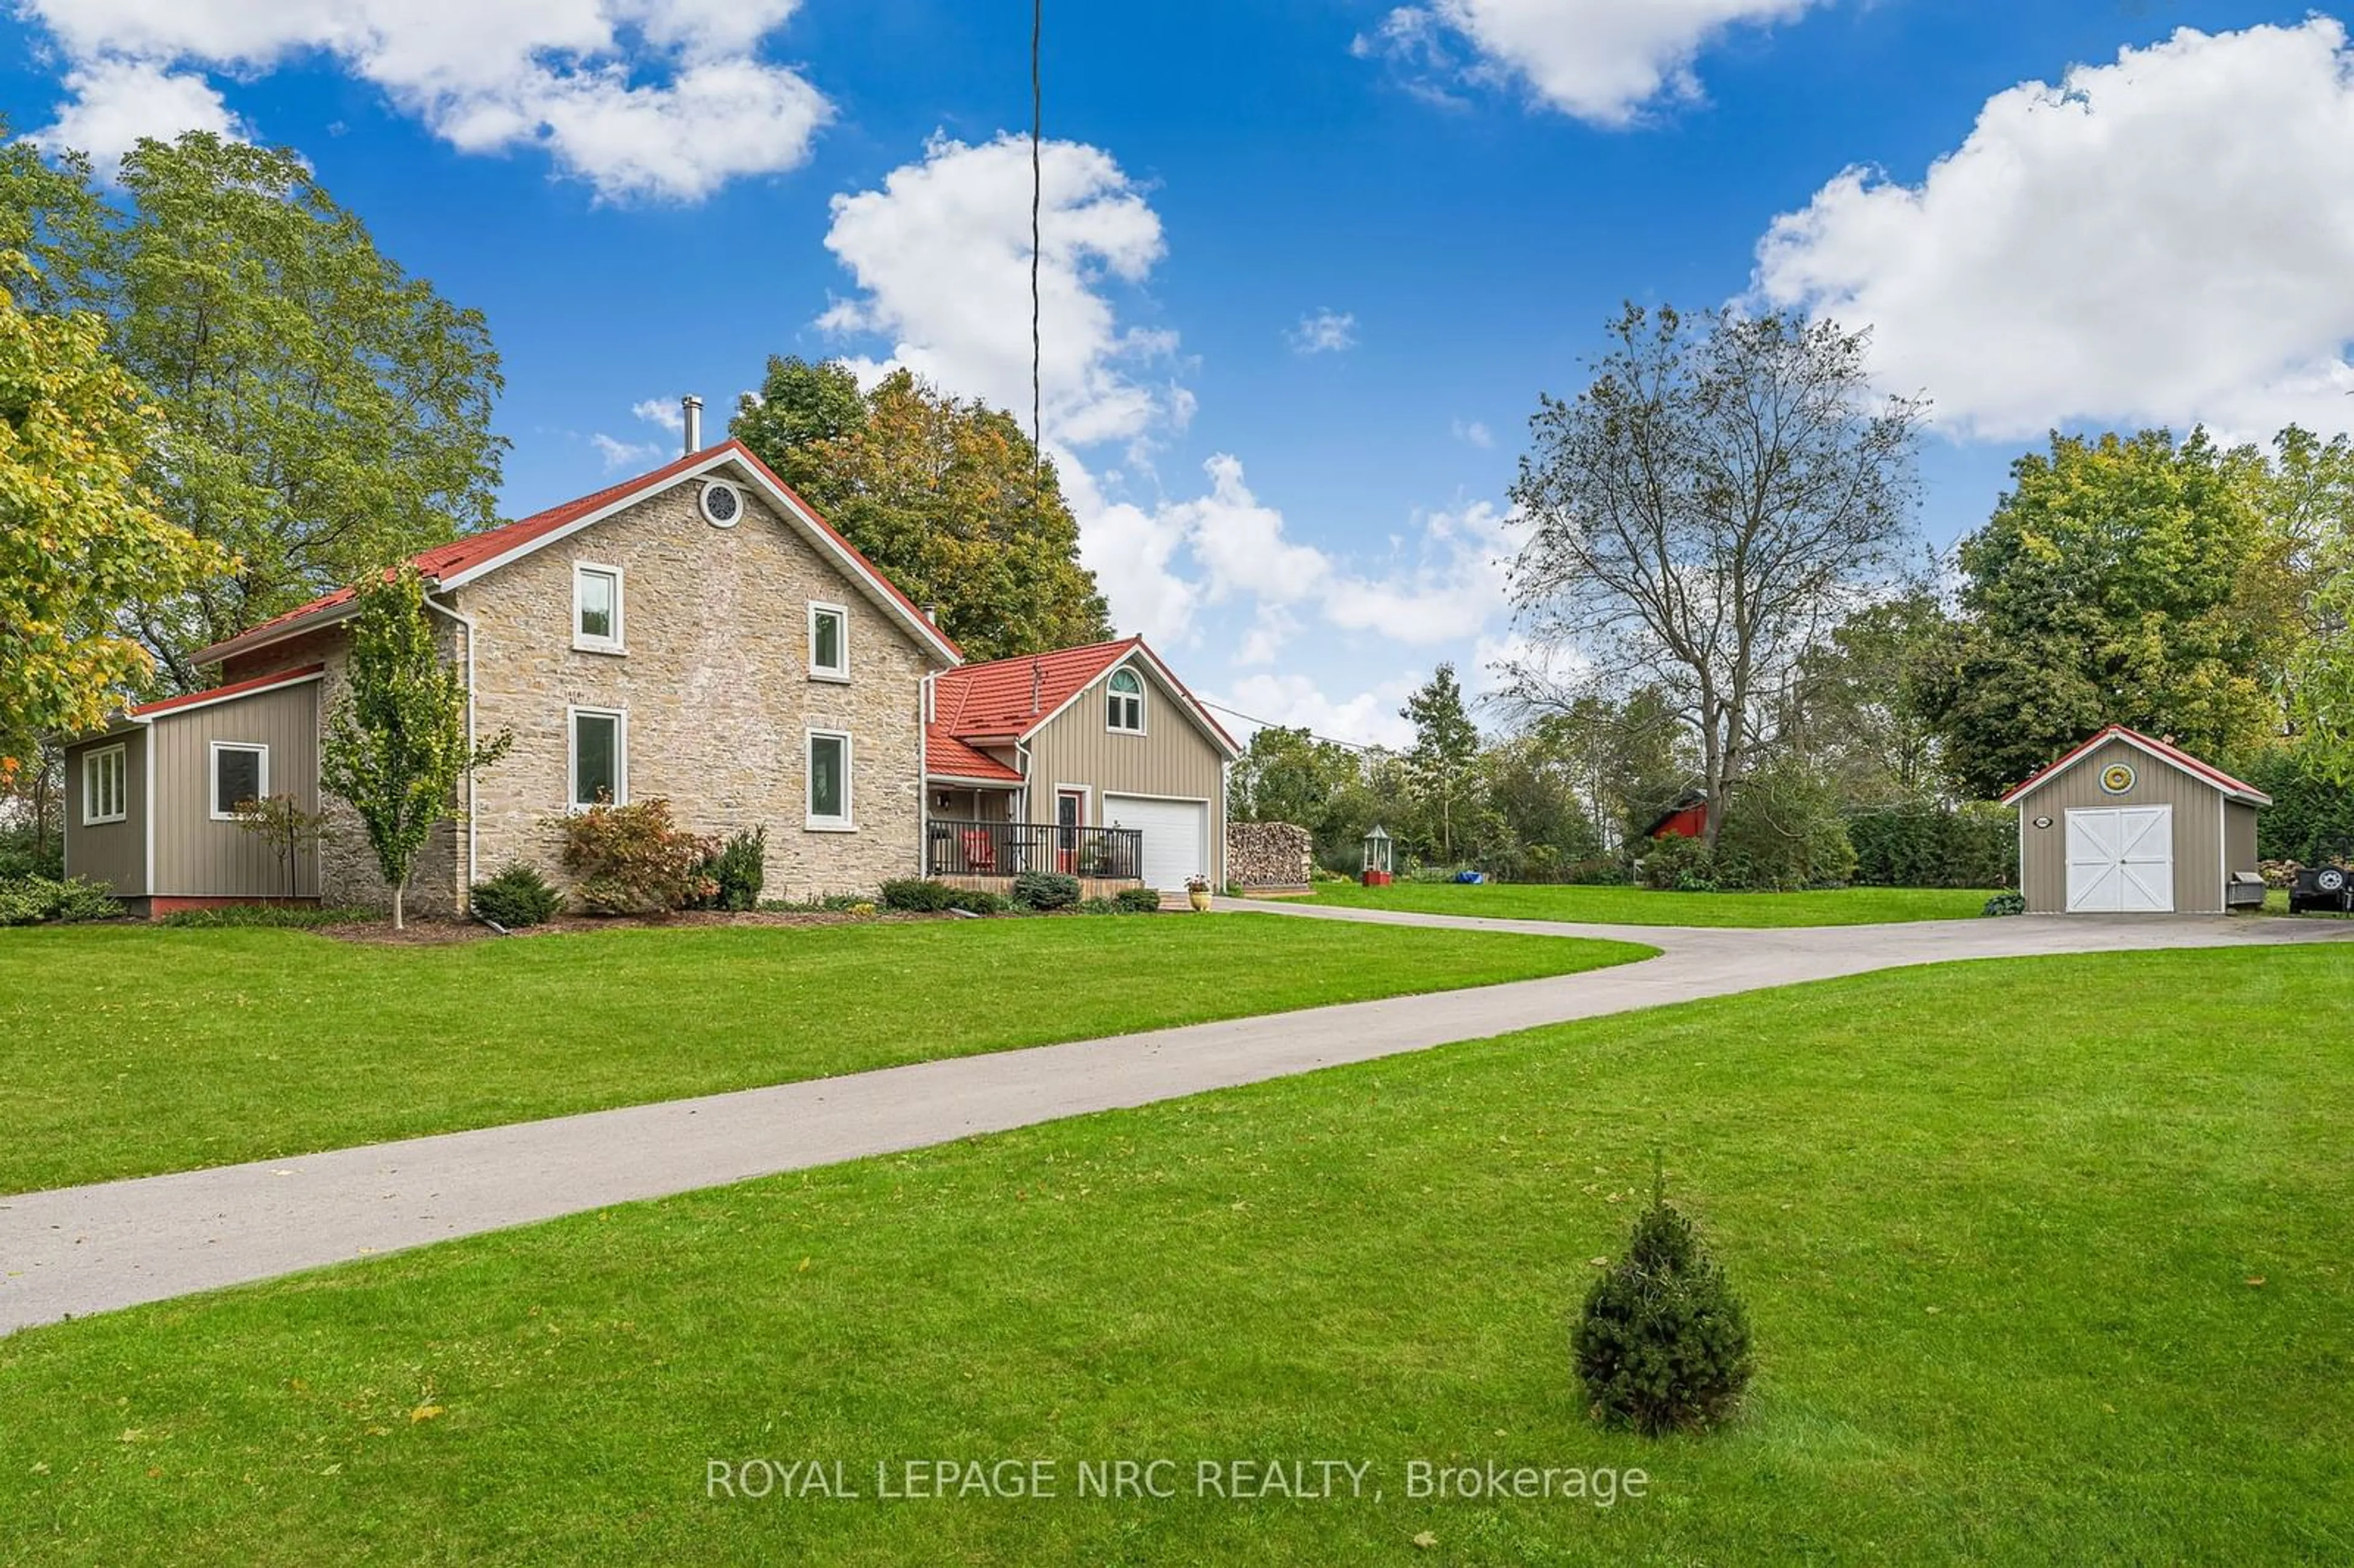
[[2000, 724, 2270, 807], [131, 664, 325, 718], [923, 725, 1023, 783], [189, 442, 962, 667]]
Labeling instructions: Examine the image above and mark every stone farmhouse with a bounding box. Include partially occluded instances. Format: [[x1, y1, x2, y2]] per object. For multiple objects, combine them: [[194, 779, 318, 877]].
[[61, 438, 1238, 916]]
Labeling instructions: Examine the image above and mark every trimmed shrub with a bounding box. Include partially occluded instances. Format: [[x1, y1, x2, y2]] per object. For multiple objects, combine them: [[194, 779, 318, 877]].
[[947, 888, 1010, 915], [557, 799, 711, 915], [880, 878, 958, 912], [471, 863, 563, 927], [1848, 803, 2017, 889], [692, 828, 767, 911], [1011, 870, 1082, 911], [1636, 835, 1718, 892], [1982, 891, 2027, 917], [1075, 896, 1117, 915], [1574, 1174, 1754, 1437], [1114, 886, 1164, 914], [0, 874, 122, 926]]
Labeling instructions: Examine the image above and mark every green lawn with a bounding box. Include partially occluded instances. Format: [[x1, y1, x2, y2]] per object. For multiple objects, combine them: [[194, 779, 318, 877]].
[[6, 946, 2349, 1565], [1285, 880, 1998, 926], [0, 915, 1645, 1195]]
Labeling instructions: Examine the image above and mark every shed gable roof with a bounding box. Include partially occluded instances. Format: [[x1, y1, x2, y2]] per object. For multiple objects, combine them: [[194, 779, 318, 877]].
[[2000, 725, 2271, 807], [190, 443, 962, 669]]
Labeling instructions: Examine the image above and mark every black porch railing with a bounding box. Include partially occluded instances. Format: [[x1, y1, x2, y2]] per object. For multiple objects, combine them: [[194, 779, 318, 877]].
[[926, 818, 1144, 880]]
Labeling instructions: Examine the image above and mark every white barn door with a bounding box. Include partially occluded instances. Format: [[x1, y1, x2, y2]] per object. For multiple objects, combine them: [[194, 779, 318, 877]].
[[2065, 807, 2173, 912]]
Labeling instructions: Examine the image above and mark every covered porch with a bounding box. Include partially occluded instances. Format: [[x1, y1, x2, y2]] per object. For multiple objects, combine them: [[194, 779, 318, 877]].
[[925, 818, 1146, 898]]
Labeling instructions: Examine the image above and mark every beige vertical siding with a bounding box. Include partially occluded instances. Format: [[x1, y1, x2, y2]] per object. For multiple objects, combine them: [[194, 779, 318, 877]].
[[1023, 661, 1229, 880], [2226, 801, 2259, 876], [150, 680, 322, 897], [61, 729, 148, 896], [2015, 739, 2227, 913]]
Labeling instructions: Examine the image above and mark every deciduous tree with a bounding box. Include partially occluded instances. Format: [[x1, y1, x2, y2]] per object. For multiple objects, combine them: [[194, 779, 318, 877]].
[[26, 132, 505, 688], [0, 261, 223, 773], [1508, 305, 1923, 843], [1919, 429, 2294, 799], [733, 359, 1110, 660], [320, 567, 510, 929]]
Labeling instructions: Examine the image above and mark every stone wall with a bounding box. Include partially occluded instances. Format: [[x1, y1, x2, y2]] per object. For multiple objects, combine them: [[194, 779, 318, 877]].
[[1226, 820, 1312, 889], [454, 476, 944, 903]]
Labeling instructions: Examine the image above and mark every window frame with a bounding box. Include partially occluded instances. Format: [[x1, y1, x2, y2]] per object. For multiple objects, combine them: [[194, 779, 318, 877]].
[[573, 561, 625, 655], [808, 600, 850, 682], [207, 741, 270, 821], [1106, 666, 1146, 734], [806, 728, 855, 831], [568, 706, 628, 811], [82, 742, 127, 826]]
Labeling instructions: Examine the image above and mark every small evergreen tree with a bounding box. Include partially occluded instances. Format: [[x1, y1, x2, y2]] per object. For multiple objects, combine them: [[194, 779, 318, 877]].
[[320, 566, 510, 929], [1573, 1161, 1754, 1436]]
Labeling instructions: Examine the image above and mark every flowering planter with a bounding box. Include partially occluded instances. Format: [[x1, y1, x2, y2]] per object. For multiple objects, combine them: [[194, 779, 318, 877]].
[[1187, 888, 1213, 912]]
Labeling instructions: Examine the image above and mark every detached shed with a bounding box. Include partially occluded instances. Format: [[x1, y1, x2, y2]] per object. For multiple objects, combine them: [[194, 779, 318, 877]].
[[2001, 726, 2269, 914]]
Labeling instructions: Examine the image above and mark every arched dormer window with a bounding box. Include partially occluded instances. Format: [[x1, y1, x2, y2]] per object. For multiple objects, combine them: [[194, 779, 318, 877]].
[[1107, 667, 1145, 733]]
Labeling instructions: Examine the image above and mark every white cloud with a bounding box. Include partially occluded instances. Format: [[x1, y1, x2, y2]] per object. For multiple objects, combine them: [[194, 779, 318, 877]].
[[1753, 20, 2354, 442], [589, 432, 666, 470], [1289, 308, 1357, 354], [1357, 0, 1821, 124], [813, 131, 1518, 666], [631, 397, 685, 433], [1217, 672, 1421, 750], [1452, 417, 1495, 449], [818, 132, 1177, 451], [19, 0, 831, 201], [28, 58, 250, 173]]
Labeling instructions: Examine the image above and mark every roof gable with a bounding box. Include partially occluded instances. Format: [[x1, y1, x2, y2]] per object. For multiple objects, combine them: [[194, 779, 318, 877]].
[[191, 443, 962, 669], [932, 637, 1241, 757], [2000, 725, 2271, 807]]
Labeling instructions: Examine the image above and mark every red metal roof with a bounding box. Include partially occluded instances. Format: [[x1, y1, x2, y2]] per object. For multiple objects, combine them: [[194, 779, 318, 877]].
[[929, 636, 1238, 754], [1999, 724, 2271, 806], [925, 725, 1022, 783], [191, 443, 960, 666], [932, 637, 1141, 738], [131, 664, 325, 717]]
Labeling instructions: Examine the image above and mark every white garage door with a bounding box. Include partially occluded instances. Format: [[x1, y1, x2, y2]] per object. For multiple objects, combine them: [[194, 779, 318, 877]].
[[1103, 795, 1209, 892], [2065, 807, 2173, 912]]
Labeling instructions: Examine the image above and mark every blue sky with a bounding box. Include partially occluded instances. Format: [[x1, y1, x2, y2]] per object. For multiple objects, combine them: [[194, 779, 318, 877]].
[[7, 1, 2353, 745]]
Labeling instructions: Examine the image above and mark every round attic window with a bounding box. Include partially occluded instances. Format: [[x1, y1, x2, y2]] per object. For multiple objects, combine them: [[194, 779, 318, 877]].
[[699, 479, 743, 528], [2099, 761, 2136, 794]]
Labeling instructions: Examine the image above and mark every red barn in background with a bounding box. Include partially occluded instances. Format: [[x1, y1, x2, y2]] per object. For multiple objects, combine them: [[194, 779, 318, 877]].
[[1642, 793, 1709, 842]]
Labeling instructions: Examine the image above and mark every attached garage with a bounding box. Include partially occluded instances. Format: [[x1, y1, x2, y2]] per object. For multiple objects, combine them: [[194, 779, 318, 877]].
[[2002, 726, 2269, 915], [1102, 794, 1211, 892]]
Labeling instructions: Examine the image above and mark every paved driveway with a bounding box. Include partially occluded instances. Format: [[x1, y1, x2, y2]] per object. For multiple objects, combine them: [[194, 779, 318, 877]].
[[3, 905, 2347, 1336]]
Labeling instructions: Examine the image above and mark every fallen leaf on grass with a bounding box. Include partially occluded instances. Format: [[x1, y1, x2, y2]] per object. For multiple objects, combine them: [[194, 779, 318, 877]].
[[409, 1405, 444, 1424], [1412, 1531, 1439, 1549], [2245, 1276, 2266, 1287]]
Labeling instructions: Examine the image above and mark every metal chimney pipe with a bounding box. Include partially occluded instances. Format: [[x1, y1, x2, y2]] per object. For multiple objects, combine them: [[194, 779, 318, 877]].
[[681, 394, 703, 455]]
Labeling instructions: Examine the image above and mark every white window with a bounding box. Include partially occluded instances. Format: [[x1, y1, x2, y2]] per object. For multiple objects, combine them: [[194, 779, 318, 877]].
[[82, 744, 127, 825], [807, 729, 853, 830], [209, 742, 269, 820], [574, 563, 623, 653], [1107, 667, 1145, 733], [809, 601, 848, 681], [570, 707, 627, 809]]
